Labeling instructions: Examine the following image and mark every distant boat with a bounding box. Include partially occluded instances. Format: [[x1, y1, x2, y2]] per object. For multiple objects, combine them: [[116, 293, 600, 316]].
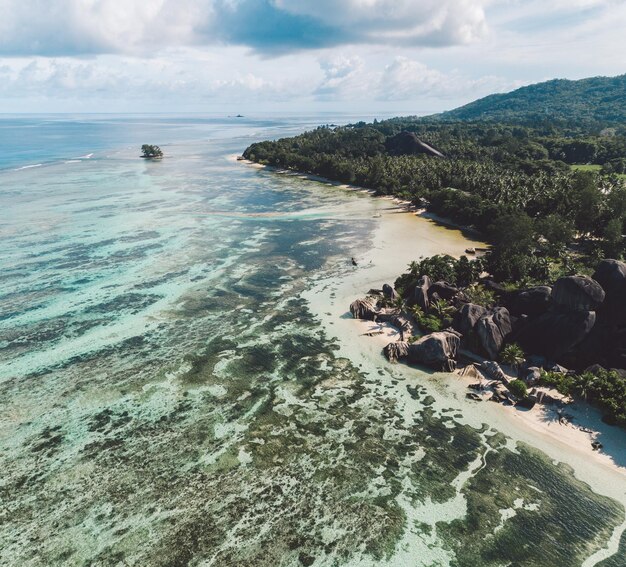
[[236, 114, 244, 118], [465, 247, 476, 254]]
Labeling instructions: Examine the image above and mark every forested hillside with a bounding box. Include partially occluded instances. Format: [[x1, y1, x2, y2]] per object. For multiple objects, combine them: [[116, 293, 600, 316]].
[[439, 74, 626, 128]]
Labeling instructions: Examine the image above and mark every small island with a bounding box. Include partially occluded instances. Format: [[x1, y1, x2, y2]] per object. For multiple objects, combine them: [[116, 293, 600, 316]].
[[140, 144, 163, 159]]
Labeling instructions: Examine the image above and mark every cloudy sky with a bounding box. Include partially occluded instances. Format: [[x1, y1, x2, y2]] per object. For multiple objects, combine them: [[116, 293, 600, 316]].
[[0, 0, 624, 114]]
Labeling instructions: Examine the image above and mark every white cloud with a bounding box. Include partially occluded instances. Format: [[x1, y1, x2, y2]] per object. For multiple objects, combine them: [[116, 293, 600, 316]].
[[274, 0, 488, 45], [0, 0, 490, 56]]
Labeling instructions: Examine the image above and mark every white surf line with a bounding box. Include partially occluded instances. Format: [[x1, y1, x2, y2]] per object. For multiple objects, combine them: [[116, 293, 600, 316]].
[[13, 163, 43, 171]]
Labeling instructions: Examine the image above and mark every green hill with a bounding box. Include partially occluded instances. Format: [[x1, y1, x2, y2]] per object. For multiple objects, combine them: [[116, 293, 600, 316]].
[[438, 74, 626, 128]]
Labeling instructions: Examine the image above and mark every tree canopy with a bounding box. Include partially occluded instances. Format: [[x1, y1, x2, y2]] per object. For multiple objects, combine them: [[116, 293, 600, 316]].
[[141, 144, 163, 159]]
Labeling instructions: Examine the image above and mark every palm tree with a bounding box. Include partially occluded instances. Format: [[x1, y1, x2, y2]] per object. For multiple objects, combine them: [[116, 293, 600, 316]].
[[500, 343, 525, 371], [575, 372, 597, 402], [392, 296, 405, 312], [431, 299, 455, 319], [408, 261, 420, 276]]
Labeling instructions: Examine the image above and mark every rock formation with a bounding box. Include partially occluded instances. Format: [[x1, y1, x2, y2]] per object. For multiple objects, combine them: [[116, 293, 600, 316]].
[[382, 283, 397, 300], [384, 331, 460, 371], [385, 131, 445, 158], [350, 298, 378, 320], [551, 275, 605, 311], [476, 307, 513, 360], [413, 275, 431, 312]]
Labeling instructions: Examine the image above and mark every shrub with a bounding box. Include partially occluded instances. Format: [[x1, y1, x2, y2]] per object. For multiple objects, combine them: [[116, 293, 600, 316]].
[[463, 284, 496, 308], [508, 379, 528, 398]]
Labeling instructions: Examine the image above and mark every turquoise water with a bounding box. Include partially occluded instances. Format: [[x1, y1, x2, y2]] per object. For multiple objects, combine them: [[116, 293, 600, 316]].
[[0, 116, 625, 566]]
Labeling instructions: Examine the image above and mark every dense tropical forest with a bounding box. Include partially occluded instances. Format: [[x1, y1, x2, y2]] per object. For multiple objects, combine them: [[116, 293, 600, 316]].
[[439, 74, 626, 128], [243, 74, 626, 427]]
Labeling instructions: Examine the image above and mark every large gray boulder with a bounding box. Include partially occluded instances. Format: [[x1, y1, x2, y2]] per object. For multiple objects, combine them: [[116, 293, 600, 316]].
[[382, 283, 397, 300], [428, 281, 459, 301], [593, 259, 626, 327], [476, 307, 513, 360], [413, 275, 431, 313], [384, 331, 460, 371], [509, 286, 552, 318], [383, 341, 409, 363], [516, 309, 596, 360], [407, 331, 460, 371], [453, 303, 487, 335], [593, 259, 626, 297], [551, 276, 605, 312], [350, 298, 378, 320]]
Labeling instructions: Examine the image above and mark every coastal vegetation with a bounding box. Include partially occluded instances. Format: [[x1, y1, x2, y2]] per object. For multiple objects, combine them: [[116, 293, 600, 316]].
[[244, 74, 626, 429], [140, 144, 163, 159]]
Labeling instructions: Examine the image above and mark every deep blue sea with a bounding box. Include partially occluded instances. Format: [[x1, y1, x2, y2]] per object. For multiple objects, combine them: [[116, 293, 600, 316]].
[[0, 114, 624, 567]]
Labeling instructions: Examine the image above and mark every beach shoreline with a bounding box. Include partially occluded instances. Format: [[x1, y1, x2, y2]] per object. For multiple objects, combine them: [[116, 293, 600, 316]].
[[237, 157, 485, 239], [242, 155, 626, 562], [240, 156, 626, 477]]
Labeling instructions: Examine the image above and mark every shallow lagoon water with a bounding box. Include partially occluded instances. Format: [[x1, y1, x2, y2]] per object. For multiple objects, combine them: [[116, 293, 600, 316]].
[[1, 116, 625, 566]]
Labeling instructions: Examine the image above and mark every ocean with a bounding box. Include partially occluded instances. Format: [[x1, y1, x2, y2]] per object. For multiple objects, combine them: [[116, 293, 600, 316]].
[[0, 114, 624, 566]]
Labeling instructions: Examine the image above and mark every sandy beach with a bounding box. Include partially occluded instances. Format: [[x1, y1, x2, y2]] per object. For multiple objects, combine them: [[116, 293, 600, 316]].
[[299, 185, 626, 564]]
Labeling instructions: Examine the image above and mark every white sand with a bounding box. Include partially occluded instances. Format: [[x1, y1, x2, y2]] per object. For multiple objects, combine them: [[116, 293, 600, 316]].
[[301, 189, 626, 563]]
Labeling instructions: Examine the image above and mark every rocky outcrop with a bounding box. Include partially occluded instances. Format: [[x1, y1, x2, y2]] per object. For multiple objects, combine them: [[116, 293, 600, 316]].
[[407, 331, 460, 371], [517, 309, 596, 360], [385, 131, 445, 158], [377, 311, 417, 339], [476, 307, 512, 359], [428, 281, 459, 301], [382, 283, 397, 300], [521, 366, 541, 385], [551, 276, 605, 312], [383, 341, 409, 363], [593, 259, 626, 327], [593, 259, 626, 297], [383, 331, 460, 371], [413, 275, 431, 312], [508, 286, 552, 318], [350, 298, 378, 320], [453, 303, 487, 335], [514, 275, 604, 365], [481, 360, 508, 383]]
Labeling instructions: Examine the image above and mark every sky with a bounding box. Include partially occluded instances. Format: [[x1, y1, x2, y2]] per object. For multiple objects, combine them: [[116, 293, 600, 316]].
[[0, 0, 624, 114]]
